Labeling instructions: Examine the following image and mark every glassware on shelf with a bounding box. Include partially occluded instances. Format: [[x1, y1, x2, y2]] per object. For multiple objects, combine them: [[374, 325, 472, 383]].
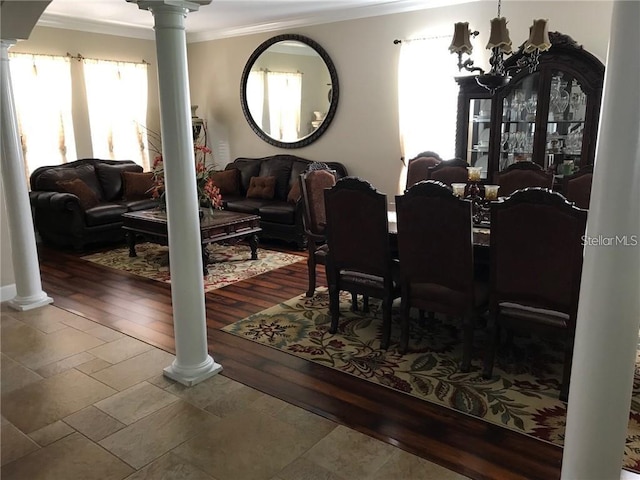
[[525, 93, 537, 120], [550, 74, 570, 115]]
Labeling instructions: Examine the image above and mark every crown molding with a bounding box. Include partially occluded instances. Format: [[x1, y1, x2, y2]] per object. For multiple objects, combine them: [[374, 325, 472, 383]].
[[37, 13, 155, 41], [37, 0, 474, 44]]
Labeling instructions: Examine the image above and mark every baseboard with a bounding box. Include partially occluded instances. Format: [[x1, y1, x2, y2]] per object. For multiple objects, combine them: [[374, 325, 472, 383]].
[[0, 284, 17, 303]]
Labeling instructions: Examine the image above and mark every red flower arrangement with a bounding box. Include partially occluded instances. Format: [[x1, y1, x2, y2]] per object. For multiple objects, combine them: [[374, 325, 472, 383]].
[[150, 144, 223, 211]]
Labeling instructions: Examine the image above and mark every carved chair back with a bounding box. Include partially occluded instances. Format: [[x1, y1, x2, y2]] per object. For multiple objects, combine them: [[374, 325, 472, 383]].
[[405, 152, 442, 190]]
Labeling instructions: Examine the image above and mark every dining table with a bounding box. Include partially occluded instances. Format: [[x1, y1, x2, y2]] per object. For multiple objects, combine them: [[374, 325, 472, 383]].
[[387, 210, 490, 248]]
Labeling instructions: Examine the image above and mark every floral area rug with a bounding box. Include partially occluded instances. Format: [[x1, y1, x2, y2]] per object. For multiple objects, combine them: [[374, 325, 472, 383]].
[[222, 288, 640, 471], [81, 242, 303, 292]]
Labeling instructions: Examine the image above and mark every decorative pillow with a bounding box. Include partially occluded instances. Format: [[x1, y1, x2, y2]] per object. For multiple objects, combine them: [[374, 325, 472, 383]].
[[287, 179, 301, 204], [122, 171, 155, 200], [56, 178, 100, 210], [210, 169, 240, 196], [246, 176, 276, 200]]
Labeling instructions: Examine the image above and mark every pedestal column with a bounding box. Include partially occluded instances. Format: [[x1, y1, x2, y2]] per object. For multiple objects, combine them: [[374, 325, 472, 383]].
[[130, 0, 221, 386], [0, 40, 53, 311], [561, 2, 640, 478]]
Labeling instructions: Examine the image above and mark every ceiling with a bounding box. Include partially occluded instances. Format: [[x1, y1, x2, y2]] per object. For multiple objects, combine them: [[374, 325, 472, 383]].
[[38, 0, 471, 43]]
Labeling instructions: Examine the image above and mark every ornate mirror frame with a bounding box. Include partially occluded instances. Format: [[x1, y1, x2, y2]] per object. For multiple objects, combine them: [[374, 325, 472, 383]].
[[240, 34, 339, 149]]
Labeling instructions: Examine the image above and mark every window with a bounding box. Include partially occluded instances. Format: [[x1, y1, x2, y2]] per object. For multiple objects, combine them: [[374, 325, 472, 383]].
[[397, 34, 459, 189], [83, 59, 149, 169], [9, 53, 76, 179]]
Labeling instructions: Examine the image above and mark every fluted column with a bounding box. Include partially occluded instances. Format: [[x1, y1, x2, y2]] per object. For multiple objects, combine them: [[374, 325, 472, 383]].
[[129, 0, 221, 386], [561, 1, 640, 478], [0, 40, 53, 311]]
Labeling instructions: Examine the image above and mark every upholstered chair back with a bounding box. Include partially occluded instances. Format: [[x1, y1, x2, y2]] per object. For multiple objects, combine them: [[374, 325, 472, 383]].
[[563, 166, 593, 209], [495, 161, 553, 197], [301, 168, 337, 236], [427, 158, 470, 186], [406, 155, 442, 190]]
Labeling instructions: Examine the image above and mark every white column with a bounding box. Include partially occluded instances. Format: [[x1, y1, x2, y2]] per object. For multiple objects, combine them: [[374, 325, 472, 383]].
[[562, 2, 640, 479], [130, 0, 221, 386], [0, 40, 53, 311]]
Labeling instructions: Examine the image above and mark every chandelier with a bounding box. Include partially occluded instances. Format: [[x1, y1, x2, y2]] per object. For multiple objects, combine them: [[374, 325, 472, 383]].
[[449, 0, 551, 93]]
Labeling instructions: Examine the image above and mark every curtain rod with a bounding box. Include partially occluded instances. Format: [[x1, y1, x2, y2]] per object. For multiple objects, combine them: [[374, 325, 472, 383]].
[[393, 34, 452, 44], [66, 52, 150, 65]]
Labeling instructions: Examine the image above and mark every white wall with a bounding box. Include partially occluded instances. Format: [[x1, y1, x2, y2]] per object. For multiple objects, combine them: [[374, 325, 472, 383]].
[[188, 1, 613, 198]]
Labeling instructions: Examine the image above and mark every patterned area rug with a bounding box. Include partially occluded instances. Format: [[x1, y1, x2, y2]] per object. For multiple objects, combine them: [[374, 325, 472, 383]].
[[82, 242, 303, 292], [223, 288, 640, 471]]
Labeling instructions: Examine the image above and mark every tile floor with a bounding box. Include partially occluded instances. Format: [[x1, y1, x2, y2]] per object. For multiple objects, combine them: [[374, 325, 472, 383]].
[[1, 302, 468, 480]]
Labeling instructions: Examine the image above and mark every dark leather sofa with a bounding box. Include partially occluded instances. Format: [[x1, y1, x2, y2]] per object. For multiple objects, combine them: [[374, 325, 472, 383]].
[[222, 155, 348, 248], [29, 159, 158, 250]]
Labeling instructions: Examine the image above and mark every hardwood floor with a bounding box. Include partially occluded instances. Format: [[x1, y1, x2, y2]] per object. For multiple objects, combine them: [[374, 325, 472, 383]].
[[37, 241, 565, 480]]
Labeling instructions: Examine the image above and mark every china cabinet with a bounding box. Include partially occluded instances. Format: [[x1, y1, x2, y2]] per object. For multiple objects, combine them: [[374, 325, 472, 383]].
[[455, 32, 604, 184]]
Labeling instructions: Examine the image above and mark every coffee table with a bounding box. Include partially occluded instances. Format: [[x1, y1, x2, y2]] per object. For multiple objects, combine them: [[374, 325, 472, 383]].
[[122, 209, 261, 274]]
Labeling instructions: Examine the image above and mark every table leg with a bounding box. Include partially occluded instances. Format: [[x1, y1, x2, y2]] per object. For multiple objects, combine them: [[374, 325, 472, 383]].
[[126, 232, 137, 257], [249, 234, 259, 260]]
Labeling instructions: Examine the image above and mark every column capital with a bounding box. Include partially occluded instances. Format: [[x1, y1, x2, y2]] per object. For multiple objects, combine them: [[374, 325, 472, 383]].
[[126, 0, 211, 13]]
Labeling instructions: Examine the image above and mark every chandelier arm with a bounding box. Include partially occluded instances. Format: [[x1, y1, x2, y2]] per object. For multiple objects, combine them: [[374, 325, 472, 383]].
[[457, 53, 485, 74]]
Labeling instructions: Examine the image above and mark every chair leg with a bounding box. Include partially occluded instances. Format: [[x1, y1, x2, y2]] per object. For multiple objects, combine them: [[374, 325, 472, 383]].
[[380, 296, 392, 350], [460, 314, 474, 373], [362, 295, 370, 313], [483, 319, 500, 379], [400, 296, 411, 354], [306, 249, 317, 297], [350, 293, 358, 311], [328, 283, 340, 334], [560, 334, 575, 402]]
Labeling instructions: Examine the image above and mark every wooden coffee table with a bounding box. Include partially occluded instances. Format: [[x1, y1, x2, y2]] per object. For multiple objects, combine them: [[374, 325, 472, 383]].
[[122, 209, 261, 274]]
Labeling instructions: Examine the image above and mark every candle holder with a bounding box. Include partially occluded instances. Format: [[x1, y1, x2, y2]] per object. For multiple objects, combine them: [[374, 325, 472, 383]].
[[466, 167, 485, 224]]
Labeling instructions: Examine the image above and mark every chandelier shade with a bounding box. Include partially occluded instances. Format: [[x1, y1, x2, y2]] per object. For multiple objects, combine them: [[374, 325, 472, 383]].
[[524, 19, 551, 53], [449, 22, 474, 54], [486, 17, 512, 54], [449, 0, 552, 94]]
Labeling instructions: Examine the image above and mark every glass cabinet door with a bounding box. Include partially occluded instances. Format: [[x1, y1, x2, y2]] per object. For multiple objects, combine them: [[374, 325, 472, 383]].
[[497, 73, 540, 171], [466, 98, 492, 179], [545, 71, 587, 175]]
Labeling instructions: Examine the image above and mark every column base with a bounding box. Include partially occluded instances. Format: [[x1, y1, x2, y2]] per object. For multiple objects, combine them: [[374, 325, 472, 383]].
[[163, 355, 223, 387], [8, 293, 53, 311]]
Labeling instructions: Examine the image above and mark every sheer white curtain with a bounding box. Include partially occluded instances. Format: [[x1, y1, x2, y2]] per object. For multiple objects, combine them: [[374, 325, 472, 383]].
[[83, 59, 149, 169], [398, 35, 459, 165], [267, 71, 302, 142], [247, 69, 266, 130], [9, 53, 76, 183]]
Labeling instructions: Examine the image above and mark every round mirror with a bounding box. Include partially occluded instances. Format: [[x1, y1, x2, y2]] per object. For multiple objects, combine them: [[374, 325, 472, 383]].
[[240, 34, 339, 149]]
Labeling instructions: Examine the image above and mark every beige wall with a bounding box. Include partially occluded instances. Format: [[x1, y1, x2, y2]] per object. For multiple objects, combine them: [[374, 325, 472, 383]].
[[188, 1, 613, 197]]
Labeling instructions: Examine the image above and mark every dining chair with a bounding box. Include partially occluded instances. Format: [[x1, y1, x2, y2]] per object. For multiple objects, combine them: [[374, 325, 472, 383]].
[[562, 165, 593, 209], [299, 162, 337, 297], [495, 161, 553, 197], [395, 180, 488, 369], [427, 158, 470, 185], [324, 177, 400, 349], [405, 151, 442, 190], [483, 188, 587, 401]]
